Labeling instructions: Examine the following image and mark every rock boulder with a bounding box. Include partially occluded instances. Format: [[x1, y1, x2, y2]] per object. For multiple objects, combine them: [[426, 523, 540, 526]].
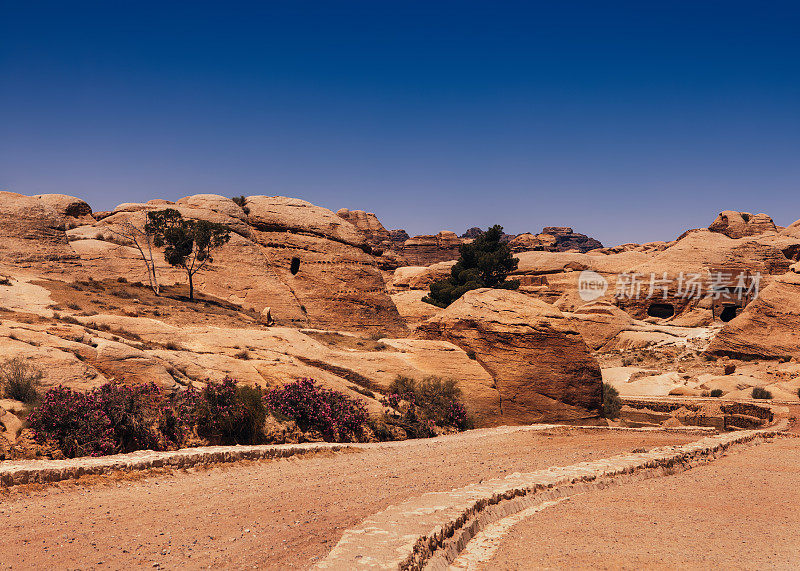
[[709, 211, 777, 239], [415, 288, 602, 424]]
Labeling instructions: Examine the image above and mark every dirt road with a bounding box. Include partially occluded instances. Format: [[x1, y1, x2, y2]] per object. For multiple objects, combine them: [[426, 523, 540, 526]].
[[482, 436, 800, 570], [0, 428, 695, 569]]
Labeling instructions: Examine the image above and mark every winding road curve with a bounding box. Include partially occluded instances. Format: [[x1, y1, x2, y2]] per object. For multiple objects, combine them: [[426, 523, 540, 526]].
[[0, 427, 696, 569]]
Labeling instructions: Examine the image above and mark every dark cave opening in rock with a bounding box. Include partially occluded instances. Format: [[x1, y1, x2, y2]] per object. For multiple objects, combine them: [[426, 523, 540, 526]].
[[290, 257, 301, 275], [720, 305, 738, 322], [647, 303, 675, 319]]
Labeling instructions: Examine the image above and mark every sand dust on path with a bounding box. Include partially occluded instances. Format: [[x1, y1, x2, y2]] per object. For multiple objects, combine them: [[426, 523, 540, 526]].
[[0, 428, 696, 569], [482, 436, 800, 570]]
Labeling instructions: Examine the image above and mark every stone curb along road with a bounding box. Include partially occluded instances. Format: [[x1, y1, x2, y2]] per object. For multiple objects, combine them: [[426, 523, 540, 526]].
[[0, 424, 714, 487], [314, 426, 788, 571]]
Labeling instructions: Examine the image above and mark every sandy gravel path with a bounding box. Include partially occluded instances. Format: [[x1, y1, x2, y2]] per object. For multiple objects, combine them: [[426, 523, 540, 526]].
[[0, 428, 695, 569], [482, 436, 800, 570]]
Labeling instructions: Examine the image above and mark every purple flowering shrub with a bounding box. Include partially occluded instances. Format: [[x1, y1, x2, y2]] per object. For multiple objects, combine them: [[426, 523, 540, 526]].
[[264, 378, 368, 442], [91, 382, 164, 452], [28, 379, 268, 457], [29, 375, 471, 457], [28, 384, 162, 458]]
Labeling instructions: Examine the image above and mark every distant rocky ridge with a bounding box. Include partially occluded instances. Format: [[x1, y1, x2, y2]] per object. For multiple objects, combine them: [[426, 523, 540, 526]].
[[708, 210, 779, 239], [336, 209, 604, 267]]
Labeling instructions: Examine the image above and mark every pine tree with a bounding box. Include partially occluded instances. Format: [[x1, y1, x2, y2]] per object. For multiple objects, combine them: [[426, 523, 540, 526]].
[[422, 225, 519, 308]]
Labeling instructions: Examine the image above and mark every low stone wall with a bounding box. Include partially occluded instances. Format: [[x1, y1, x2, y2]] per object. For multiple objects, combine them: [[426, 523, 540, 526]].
[[0, 424, 714, 488], [0, 442, 347, 487], [315, 427, 786, 570], [621, 397, 774, 430]]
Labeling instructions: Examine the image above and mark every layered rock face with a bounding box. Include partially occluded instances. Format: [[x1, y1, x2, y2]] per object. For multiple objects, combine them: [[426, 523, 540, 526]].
[[334, 218, 604, 267], [508, 233, 557, 252], [706, 264, 800, 359], [499, 227, 603, 254], [416, 288, 602, 424], [389, 229, 410, 244], [336, 208, 392, 247], [0, 315, 497, 422], [400, 231, 463, 266], [335, 208, 409, 269], [0, 192, 94, 276], [708, 211, 777, 239], [565, 300, 635, 350]]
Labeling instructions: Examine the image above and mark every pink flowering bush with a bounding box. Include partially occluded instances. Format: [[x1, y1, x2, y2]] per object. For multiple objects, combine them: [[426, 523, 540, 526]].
[[264, 378, 368, 442], [28, 384, 160, 458], [28, 379, 268, 457], [90, 382, 164, 452]]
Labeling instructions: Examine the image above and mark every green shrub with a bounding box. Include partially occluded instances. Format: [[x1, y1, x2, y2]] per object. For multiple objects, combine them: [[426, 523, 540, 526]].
[[383, 376, 471, 436], [0, 357, 44, 403], [709, 388, 724, 397], [234, 384, 267, 443], [751, 387, 772, 399], [367, 418, 395, 441], [388, 375, 418, 400], [193, 378, 266, 444], [601, 383, 622, 419]]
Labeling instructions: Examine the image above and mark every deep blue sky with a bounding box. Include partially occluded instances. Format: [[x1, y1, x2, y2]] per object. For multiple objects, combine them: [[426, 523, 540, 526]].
[[2, 1, 799, 246]]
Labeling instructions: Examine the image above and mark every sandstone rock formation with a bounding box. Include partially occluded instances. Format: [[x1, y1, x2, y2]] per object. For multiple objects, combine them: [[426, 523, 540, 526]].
[[400, 231, 463, 266], [708, 211, 777, 239], [461, 227, 484, 239], [0, 310, 504, 425], [565, 300, 635, 350], [465, 226, 602, 254], [505, 228, 800, 320], [508, 232, 557, 252], [540, 227, 603, 252], [0, 192, 94, 276], [388, 229, 410, 244], [389, 261, 456, 291], [416, 288, 602, 424], [706, 264, 800, 359], [336, 208, 392, 247], [2, 192, 406, 334], [389, 290, 443, 328], [335, 209, 410, 269]]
